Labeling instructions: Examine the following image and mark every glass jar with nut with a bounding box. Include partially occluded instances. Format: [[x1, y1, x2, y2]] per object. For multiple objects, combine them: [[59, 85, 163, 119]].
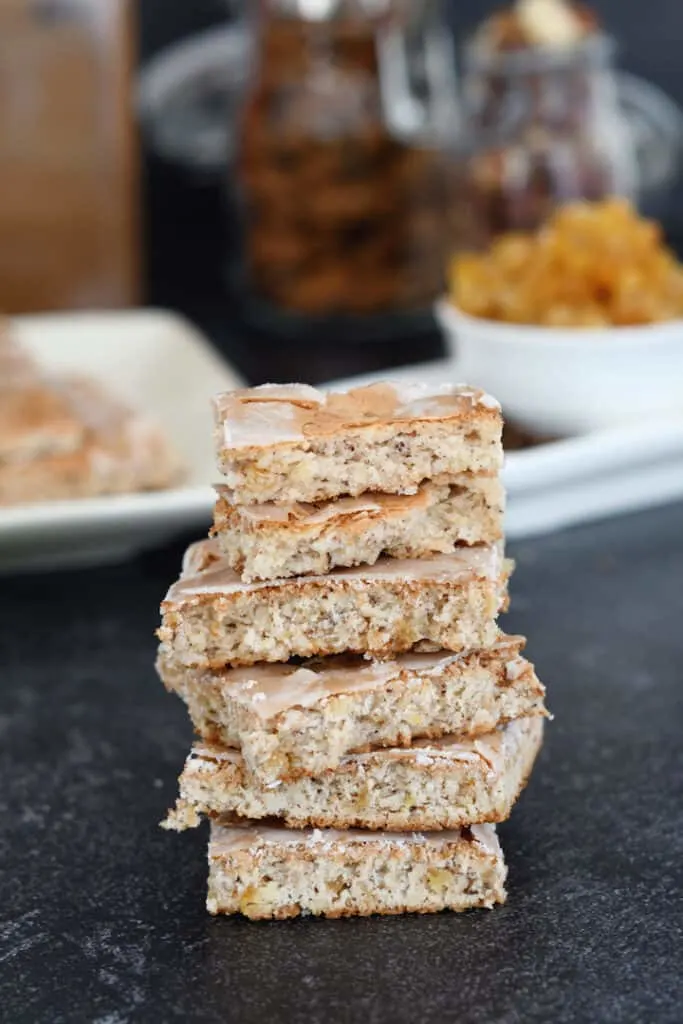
[[233, 0, 459, 330], [450, 0, 638, 251]]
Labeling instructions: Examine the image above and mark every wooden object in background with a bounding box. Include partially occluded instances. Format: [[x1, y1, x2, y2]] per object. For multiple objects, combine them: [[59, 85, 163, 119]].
[[0, 0, 139, 313]]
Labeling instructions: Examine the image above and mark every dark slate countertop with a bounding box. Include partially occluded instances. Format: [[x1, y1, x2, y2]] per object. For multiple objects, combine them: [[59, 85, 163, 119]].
[[1, 503, 682, 1024]]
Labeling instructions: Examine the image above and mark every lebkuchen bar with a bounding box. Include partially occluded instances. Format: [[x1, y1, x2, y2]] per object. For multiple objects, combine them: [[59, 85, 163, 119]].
[[0, 375, 184, 506], [212, 382, 503, 506], [0, 373, 87, 463], [165, 716, 544, 833], [206, 819, 507, 919], [157, 635, 547, 784], [212, 474, 505, 583], [158, 538, 511, 670]]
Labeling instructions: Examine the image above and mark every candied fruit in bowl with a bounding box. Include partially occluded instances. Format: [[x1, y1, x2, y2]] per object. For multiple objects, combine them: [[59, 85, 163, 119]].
[[449, 198, 683, 328]]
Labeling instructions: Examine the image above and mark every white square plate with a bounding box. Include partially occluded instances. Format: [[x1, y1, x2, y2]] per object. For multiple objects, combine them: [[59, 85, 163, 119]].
[[1, 310, 244, 573]]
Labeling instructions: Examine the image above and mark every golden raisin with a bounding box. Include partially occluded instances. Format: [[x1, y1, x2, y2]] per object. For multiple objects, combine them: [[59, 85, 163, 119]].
[[449, 198, 683, 327]]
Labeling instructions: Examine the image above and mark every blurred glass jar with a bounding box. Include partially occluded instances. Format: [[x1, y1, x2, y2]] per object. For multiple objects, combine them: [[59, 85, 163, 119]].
[[450, 33, 639, 250], [0, 0, 138, 313], [233, 0, 459, 323]]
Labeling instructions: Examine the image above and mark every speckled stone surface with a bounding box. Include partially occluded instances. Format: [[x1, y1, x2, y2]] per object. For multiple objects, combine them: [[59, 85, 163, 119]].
[[1, 505, 682, 1024]]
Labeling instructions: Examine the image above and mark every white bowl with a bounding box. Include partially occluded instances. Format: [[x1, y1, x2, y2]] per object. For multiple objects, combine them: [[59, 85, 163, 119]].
[[436, 300, 683, 436]]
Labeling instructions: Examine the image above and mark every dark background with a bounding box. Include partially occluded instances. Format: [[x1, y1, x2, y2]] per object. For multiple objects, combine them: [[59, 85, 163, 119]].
[[2, 9, 683, 1017], [3, 503, 683, 1023], [138, 0, 683, 102], [138, 0, 683, 381]]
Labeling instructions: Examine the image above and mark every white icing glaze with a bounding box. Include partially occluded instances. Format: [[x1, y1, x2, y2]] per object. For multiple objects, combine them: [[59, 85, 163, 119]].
[[167, 538, 503, 602], [210, 818, 498, 854], [217, 473, 499, 527], [195, 636, 523, 719], [505, 657, 529, 681], [213, 381, 500, 451], [469, 822, 502, 857], [220, 661, 400, 716], [215, 383, 322, 410], [219, 485, 439, 526], [189, 719, 528, 775]]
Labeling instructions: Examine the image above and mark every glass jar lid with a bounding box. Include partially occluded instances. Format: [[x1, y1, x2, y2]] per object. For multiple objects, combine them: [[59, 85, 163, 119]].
[[272, 0, 397, 21]]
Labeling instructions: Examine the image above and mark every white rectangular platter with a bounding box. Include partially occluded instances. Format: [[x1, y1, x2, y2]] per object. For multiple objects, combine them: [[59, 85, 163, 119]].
[[0, 310, 243, 573], [328, 359, 683, 540]]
